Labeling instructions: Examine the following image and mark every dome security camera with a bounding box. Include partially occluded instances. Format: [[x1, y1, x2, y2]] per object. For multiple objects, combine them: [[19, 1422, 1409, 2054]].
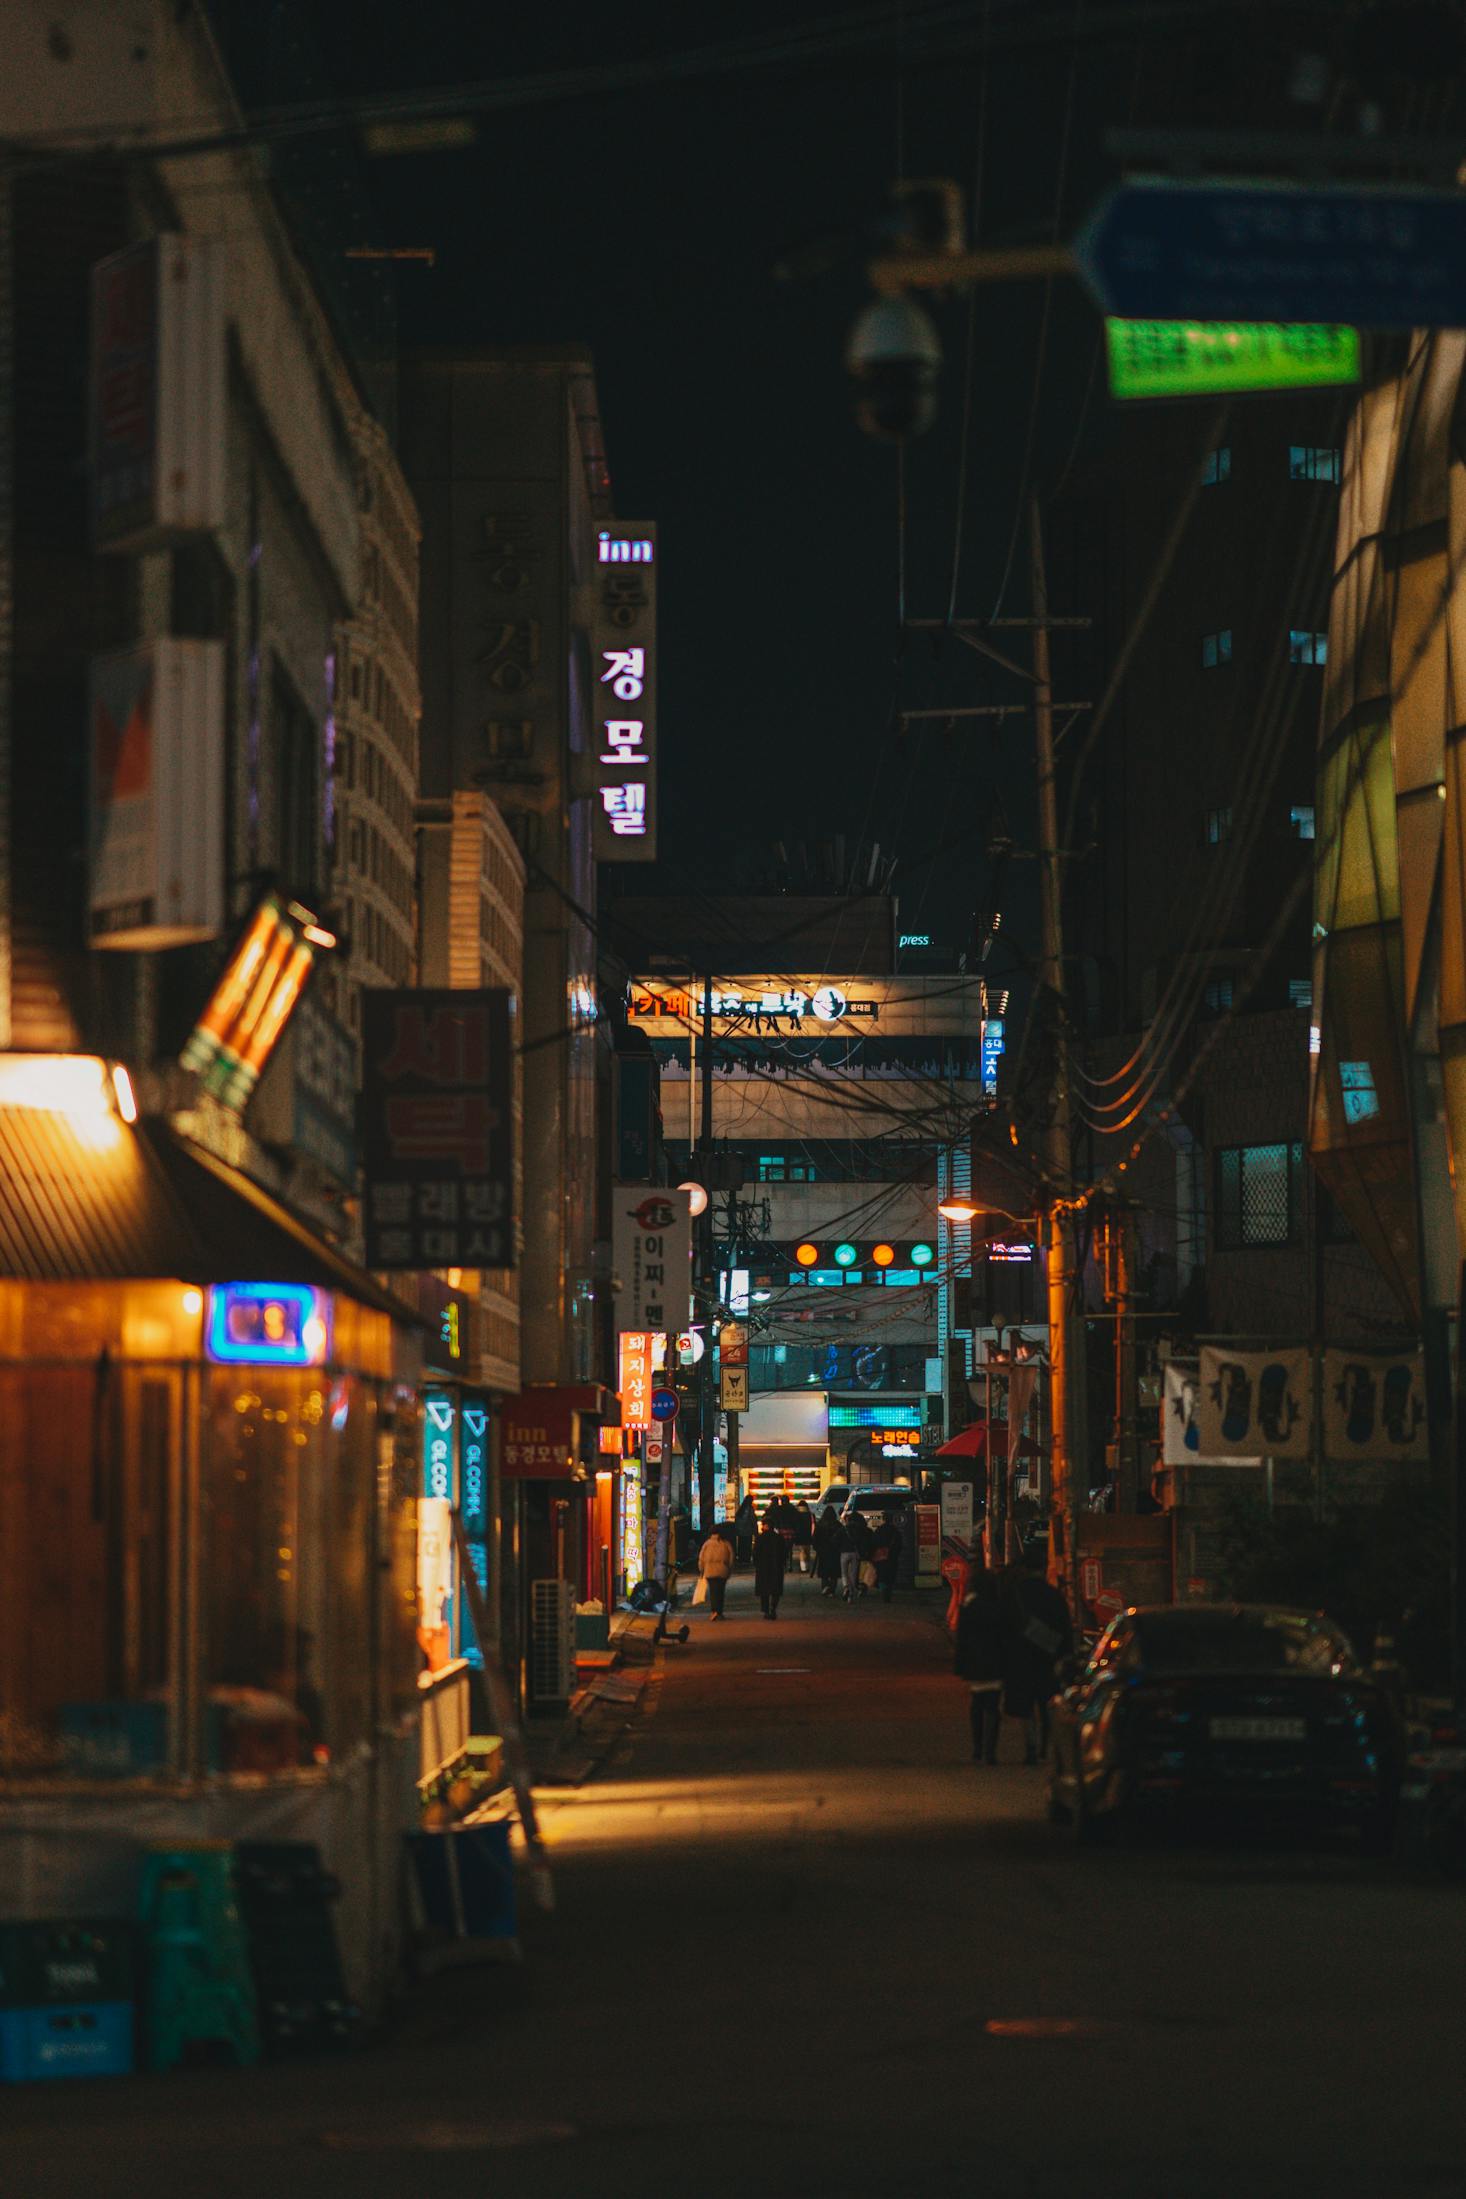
[[845, 293, 942, 439]]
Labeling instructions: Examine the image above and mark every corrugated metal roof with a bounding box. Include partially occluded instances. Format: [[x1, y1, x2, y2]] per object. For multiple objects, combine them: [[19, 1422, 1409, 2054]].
[[0, 1109, 413, 1319]]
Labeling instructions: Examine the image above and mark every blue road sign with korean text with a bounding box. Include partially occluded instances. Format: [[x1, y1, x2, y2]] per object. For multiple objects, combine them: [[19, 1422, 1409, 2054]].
[[1075, 180, 1466, 331]]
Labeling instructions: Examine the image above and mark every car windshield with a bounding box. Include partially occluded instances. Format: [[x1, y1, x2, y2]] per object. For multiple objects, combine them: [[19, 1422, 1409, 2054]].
[[851, 1491, 909, 1510], [1134, 1610, 1358, 1677]]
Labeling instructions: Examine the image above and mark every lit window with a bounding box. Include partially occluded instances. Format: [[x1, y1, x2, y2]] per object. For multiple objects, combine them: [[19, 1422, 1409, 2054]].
[[1216, 1142, 1302, 1249], [1203, 974, 1234, 1014], [1206, 807, 1233, 845], [1289, 804, 1316, 839], [1288, 978, 1313, 1008], [758, 1154, 787, 1183], [1289, 630, 1328, 665], [1289, 445, 1341, 484], [1201, 630, 1233, 669], [1340, 1060, 1380, 1124], [1202, 446, 1232, 485]]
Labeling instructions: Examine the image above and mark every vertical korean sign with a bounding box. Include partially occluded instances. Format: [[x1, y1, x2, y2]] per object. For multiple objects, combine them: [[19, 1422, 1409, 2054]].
[[593, 523, 657, 861], [613, 1186, 691, 1334], [362, 990, 516, 1269], [619, 1331, 662, 1431]]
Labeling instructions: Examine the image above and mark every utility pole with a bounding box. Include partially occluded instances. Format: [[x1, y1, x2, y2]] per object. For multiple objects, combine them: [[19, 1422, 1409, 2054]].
[[696, 974, 717, 1539], [1105, 1203, 1140, 1513], [1031, 495, 1085, 1611]]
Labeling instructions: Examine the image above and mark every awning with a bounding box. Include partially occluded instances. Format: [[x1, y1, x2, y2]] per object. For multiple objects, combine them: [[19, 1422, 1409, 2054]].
[[0, 1107, 413, 1319]]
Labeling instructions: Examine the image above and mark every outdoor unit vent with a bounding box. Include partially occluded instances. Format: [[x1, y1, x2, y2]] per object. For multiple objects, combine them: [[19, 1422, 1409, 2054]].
[[529, 1579, 576, 1707]]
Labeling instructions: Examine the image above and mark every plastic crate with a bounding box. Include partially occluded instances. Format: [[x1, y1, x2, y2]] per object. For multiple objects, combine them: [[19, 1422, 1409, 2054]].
[[0, 2002, 134, 2082], [0, 1920, 135, 2008]]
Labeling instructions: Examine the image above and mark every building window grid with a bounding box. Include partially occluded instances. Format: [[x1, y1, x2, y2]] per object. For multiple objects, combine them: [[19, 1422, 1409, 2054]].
[[1289, 445, 1342, 484], [1201, 629, 1233, 669], [1216, 1141, 1303, 1250], [1206, 806, 1233, 845], [1289, 629, 1328, 665], [1290, 804, 1316, 840], [1202, 446, 1231, 485]]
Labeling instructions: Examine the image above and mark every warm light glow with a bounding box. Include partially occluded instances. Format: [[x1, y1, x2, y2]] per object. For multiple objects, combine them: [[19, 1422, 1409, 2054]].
[[678, 1180, 709, 1219], [0, 1054, 129, 1150], [302, 924, 337, 950], [181, 1287, 203, 1318], [794, 1242, 820, 1268], [938, 1197, 981, 1224], [110, 1063, 138, 1122], [871, 1242, 896, 1268]]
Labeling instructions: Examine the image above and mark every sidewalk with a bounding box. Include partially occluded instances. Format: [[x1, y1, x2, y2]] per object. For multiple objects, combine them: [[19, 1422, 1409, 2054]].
[[524, 1610, 663, 1787]]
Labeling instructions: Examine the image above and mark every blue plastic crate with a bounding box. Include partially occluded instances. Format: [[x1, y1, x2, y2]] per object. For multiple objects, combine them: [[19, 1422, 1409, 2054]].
[[0, 2001, 134, 2082]]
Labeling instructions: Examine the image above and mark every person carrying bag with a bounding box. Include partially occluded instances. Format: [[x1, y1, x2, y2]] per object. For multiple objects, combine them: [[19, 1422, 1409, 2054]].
[[696, 1522, 735, 1620]]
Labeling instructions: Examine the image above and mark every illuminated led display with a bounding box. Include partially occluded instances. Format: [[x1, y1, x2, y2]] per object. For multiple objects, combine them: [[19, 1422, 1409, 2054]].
[[423, 1390, 456, 1502], [910, 1242, 935, 1267], [871, 1243, 896, 1268], [794, 1242, 820, 1267], [205, 1282, 331, 1366], [833, 1242, 858, 1267], [1106, 318, 1360, 401]]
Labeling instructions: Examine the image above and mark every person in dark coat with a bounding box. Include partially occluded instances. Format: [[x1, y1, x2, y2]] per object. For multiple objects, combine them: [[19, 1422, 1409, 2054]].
[[791, 1498, 815, 1574], [813, 1506, 842, 1596], [844, 1507, 873, 1600], [954, 1564, 1008, 1763], [871, 1513, 903, 1604], [753, 1512, 788, 1620], [733, 1492, 758, 1566], [1003, 1548, 1075, 1763]]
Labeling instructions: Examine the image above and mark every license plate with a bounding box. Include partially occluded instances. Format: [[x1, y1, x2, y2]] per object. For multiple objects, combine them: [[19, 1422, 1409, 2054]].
[[1209, 1716, 1306, 1742]]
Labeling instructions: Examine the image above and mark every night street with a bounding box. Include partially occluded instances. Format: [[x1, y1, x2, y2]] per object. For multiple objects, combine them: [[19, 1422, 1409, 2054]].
[[7, 1573, 1466, 2199]]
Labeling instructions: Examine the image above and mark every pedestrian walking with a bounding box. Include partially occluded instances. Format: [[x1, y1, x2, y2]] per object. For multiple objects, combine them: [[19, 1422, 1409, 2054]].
[[813, 1505, 842, 1597], [954, 1563, 1007, 1764], [733, 1492, 757, 1566], [753, 1511, 788, 1620], [696, 1519, 735, 1620], [1003, 1547, 1074, 1763], [872, 1513, 903, 1604], [792, 1498, 815, 1574], [846, 1508, 874, 1598]]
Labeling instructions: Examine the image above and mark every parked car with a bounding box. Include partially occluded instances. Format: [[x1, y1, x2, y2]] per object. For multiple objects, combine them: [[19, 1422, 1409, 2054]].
[[814, 1480, 851, 1521], [839, 1484, 916, 1531], [1047, 1603, 1405, 1852]]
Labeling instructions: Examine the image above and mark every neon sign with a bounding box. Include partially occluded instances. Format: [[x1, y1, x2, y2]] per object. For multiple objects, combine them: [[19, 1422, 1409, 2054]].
[[598, 532, 654, 564], [205, 1282, 330, 1366], [423, 1390, 456, 1502], [594, 524, 657, 860]]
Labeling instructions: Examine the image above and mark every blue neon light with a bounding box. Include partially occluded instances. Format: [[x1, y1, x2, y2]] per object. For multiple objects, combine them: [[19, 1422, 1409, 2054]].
[[205, 1283, 330, 1366]]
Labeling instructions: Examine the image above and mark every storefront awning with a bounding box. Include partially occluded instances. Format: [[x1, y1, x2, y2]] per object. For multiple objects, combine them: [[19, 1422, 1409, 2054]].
[[0, 1107, 413, 1318]]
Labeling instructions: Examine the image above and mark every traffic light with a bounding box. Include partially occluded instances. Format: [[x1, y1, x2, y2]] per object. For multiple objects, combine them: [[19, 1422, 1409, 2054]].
[[774, 1242, 941, 1287]]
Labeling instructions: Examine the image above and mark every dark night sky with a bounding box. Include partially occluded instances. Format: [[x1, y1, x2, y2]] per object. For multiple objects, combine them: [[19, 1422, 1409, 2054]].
[[216, 1, 1138, 977]]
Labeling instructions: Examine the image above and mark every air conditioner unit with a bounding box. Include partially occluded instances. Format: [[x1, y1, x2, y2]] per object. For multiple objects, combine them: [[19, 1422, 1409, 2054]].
[[529, 1579, 576, 1708]]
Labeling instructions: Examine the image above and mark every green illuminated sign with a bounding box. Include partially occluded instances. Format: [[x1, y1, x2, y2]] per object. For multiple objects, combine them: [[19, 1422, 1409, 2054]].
[[1106, 319, 1361, 401]]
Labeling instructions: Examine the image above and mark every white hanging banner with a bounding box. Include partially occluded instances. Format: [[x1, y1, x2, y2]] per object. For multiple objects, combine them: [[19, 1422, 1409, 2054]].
[[1322, 1348, 1429, 1461], [1162, 1359, 1259, 1467], [1196, 1346, 1310, 1459]]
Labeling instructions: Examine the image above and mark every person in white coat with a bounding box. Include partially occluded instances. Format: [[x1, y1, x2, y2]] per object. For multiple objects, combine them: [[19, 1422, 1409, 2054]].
[[697, 1522, 735, 1619]]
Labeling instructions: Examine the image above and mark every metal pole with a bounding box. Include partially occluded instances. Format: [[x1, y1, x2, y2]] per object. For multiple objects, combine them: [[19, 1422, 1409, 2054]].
[[1030, 495, 1083, 1613], [696, 974, 716, 1538], [1115, 1206, 1139, 1513]]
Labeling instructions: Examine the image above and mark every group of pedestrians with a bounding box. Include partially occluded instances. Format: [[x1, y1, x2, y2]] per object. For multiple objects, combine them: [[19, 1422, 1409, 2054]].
[[813, 1505, 902, 1603], [697, 1507, 793, 1620], [698, 1497, 904, 1619], [953, 1544, 1074, 1766]]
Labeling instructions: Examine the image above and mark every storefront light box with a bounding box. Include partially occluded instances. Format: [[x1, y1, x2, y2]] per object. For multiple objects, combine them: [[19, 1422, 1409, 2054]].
[[205, 1282, 331, 1366]]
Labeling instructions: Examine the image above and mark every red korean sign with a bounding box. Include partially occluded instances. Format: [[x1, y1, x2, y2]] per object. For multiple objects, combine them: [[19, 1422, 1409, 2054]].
[[362, 989, 515, 1270], [619, 1331, 663, 1431], [502, 1389, 579, 1479]]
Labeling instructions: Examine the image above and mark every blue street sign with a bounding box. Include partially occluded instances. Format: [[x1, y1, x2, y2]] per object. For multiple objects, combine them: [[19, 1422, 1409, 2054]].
[[651, 1388, 679, 1422], [1074, 180, 1466, 331]]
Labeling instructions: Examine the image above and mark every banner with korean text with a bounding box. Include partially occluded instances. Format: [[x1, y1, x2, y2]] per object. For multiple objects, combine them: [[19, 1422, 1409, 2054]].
[[362, 989, 515, 1269], [592, 523, 657, 861], [613, 1185, 691, 1333], [618, 1331, 664, 1430]]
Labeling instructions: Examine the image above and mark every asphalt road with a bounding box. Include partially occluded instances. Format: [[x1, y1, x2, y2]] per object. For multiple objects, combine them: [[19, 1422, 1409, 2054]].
[[9, 1568, 1466, 2199]]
